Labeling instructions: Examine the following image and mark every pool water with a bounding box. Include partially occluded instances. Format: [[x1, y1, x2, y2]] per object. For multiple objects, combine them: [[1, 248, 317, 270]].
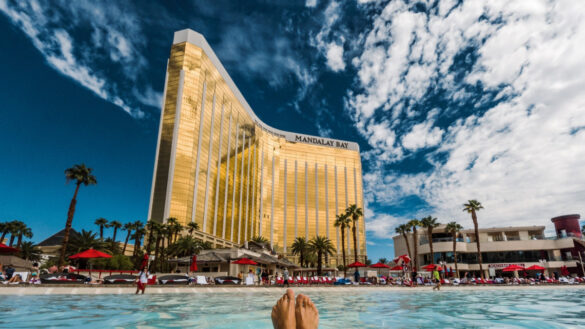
[[1, 288, 584, 328]]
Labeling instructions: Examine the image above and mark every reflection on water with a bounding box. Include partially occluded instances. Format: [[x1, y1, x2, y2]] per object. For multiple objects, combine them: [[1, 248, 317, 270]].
[[0, 288, 583, 328]]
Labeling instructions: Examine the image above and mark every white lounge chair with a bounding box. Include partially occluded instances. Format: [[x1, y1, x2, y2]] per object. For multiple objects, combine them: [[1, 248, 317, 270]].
[[245, 276, 254, 285], [196, 276, 208, 285]]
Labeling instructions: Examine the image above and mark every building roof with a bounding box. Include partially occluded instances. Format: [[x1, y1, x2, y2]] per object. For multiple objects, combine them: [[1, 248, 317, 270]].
[[36, 229, 80, 247]]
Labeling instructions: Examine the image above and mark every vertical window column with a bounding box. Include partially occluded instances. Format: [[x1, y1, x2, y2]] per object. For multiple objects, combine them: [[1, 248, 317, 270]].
[[212, 104, 225, 236], [190, 81, 208, 224], [221, 113, 233, 240], [202, 92, 216, 232], [237, 132, 246, 244], [244, 136, 252, 242], [283, 159, 287, 252], [230, 125, 240, 242]]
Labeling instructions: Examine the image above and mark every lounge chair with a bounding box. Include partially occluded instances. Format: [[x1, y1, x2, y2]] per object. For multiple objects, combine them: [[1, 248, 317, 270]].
[[196, 275, 208, 285]]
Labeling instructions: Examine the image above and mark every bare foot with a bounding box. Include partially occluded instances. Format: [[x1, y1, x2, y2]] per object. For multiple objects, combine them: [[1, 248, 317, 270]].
[[271, 288, 296, 329], [295, 294, 319, 329]]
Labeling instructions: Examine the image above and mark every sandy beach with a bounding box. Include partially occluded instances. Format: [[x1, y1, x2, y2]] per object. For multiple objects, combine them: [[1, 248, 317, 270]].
[[1, 284, 583, 295]]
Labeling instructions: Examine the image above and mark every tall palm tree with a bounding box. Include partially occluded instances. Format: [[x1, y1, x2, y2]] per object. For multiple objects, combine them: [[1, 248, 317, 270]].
[[59, 163, 97, 267], [395, 223, 412, 261], [378, 257, 388, 264], [122, 222, 135, 255], [19, 241, 41, 261], [132, 222, 146, 257], [345, 204, 363, 263], [334, 213, 351, 276], [0, 221, 10, 243], [66, 229, 106, 256], [187, 222, 199, 237], [108, 220, 122, 243], [309, 236, 336, 275], [145, 221, 159, 254], [463, 200, 485, 279], [166, 218, 180, 244], [420, 216, 440, 265], [169, 236, 205, 257], [407, 218, 421, 270], [7, 221, 19, 247], [15, 222, 33, 249], [291, 237, 310, 267], [445, 221, 463, 278], [94, 218, 108, 240]]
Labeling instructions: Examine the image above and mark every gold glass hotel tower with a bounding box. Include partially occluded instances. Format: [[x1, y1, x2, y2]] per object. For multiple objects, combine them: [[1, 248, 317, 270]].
[[148, 29, 366, 264]]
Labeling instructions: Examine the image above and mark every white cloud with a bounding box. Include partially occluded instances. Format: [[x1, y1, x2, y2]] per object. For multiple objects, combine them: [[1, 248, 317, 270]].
[[0, 0, 159, 117], [306, 0, 317, 8], [325, 42, 345, 71], [348, 0, 585, 232], [365, 212, 403, 239]]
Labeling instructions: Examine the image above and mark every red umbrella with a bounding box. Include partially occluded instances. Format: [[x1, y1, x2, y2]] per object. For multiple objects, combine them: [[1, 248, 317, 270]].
[[526, 265, 545, 271], [422, 264, 437, 271], [390, 265, 403, 271], [347, 261, 367, 268], [561, 266, 570, 276], [69, 248, 112, 259], [370, 262, 391, 268], [393, 254, 411, 264], [0, 243, 19, 253], [190, 255, 198, 272], [502, 265, 525, 272], [140, 254, 149, 270], [232, 257, 258, 265]]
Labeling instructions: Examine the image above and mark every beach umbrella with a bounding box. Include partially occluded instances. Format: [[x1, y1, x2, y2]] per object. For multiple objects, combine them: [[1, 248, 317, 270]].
[[0, 243, 18, 254], [502, 265, 525, 272], [347, 261, 367, 268], [526, 265, 545, 271], [190, 255, 198, 272], [393, 254, 411, 264], [422, 264, 437, 271], [390, 265, 403, 271], [69, 248, 112, 279], [370, 262, 390, 276], [140, 254, 149, 270], [561, 265, 570, 276], [232, 257, 258, 265], [69, 248, 112, 259]]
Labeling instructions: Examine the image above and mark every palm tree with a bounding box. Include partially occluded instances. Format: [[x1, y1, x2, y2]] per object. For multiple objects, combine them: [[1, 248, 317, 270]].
[[7, 221, 19, 247], [15, 222, 32, 249], [365, 257, 372, 266], [395, 223, 412, 261], [334, 213, 351, 276], [187, 222, 199, 237], [166, 218, 180, 244], [420, 216, 440, 265], [345, 204, 363, 263], [309, 236, 336, 275], [445, 221, 463, 278], [169, 236, 205, 257], [463, 200, 485, 279], [66, 229, 106, 256], [407, 218, 421, 270], [132, 221, 146, 257], [108, 220, 123, 243], [94, 218, 108, 240], [0, 221, 10, 243], [291, 237, 310, 267], [378, 258, 388, 264], [59, 163, 97, 267], [145, 221, 159, 254], [251, 235, 269, 244], [19, 241, 41, 261], [122, 222, 135, 255]]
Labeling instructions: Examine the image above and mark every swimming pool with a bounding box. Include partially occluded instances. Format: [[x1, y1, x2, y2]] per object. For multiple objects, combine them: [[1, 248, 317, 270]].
[[1, 288, 583, 328]]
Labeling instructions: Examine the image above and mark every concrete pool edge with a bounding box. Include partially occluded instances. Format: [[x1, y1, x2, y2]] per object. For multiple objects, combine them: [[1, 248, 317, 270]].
[[1, 284, 584, 295]]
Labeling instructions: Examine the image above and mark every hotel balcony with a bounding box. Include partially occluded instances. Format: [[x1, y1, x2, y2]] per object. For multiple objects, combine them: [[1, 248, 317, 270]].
[[417, 236, 577, 254]]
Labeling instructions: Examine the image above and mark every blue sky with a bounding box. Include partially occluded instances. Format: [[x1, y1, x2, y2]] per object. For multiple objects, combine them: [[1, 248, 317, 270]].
[[1, 0, 585, 262]]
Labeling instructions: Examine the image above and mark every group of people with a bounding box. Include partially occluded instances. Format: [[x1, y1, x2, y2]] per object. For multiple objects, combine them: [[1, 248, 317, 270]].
[[0, 263, 40, 284]]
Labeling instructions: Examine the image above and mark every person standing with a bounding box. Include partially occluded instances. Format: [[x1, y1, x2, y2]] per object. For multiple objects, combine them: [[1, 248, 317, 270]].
[[432, 268, 441, 291], [354, 269, 360, 284], [283, 268, 290, 287], [136, 269, 149, 295]]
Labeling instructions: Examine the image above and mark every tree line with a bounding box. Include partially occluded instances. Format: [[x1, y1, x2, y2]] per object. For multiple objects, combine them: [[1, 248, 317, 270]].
[[394, 200, 485, 279]]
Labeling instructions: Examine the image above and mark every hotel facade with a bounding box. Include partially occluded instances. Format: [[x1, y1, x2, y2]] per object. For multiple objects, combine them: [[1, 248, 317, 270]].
[[148, 29, 366, 265], [393, 214, 585, 278]]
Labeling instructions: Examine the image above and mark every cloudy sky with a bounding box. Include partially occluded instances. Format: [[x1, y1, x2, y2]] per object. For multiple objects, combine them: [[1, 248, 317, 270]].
[[1, 0, 584, 261]]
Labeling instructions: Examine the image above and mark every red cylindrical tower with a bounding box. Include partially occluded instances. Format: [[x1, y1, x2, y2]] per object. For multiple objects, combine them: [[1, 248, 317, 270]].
[[551, 214, 582, 238]]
